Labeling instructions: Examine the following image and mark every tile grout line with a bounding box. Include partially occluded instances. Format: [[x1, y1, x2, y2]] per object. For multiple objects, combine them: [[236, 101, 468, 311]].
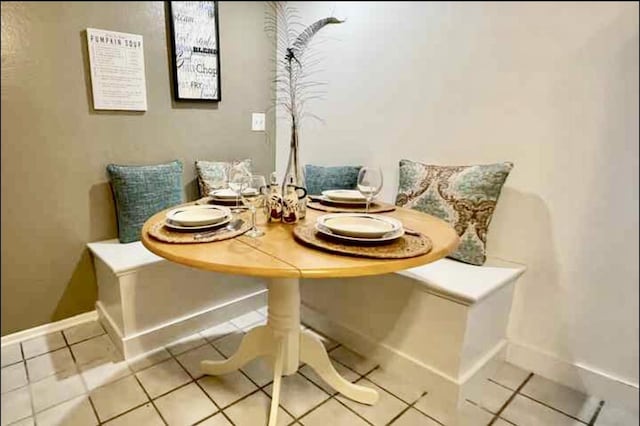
[[385, 390, 430, 425], [498, 372, 597, 425], [411, 403, 448, 425], [180, 334, 250, 426], [588, 400, 605, 425], [168, 340, 236, 426], [516, 392, 592, 425], [20, 340, 39, 425], [61, 330, 104, 426], [488, 373, 534, 425], [302, 345, 388, 425], [331, 395, 376, 426], [130, 373, 170, 426], [274, 361, 334, 422]]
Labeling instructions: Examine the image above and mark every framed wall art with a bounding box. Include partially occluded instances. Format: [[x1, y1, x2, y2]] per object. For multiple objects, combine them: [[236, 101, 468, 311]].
[[168, 1, 221, 101]]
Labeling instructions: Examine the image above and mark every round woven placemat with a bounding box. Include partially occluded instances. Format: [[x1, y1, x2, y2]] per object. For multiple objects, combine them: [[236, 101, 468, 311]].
[[148, 214, 251, 244], [307, 200, 396, 213], [293, 223, 432, 259]]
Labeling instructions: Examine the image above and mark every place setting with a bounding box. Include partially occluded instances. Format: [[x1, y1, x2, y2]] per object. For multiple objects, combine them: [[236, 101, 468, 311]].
[[196, 161, 256, 210], [293, 212, 433, 259], [147, 204, 252, 243], [307, 167, 396, 214]]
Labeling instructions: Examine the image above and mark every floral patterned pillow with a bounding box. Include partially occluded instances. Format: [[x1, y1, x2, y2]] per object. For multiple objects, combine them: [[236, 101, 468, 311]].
[[395, 159, 513, 265], [195, 159, 252, 197]]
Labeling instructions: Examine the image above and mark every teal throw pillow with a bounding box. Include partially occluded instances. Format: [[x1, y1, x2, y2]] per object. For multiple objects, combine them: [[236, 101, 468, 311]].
[[304, 164, 362, 195], [395, 159, 513, 265], [107, 160, 184, 243]]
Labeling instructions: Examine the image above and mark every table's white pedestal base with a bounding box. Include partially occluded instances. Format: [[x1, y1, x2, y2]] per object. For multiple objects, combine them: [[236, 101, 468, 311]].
[[200, 278, 379, 425]]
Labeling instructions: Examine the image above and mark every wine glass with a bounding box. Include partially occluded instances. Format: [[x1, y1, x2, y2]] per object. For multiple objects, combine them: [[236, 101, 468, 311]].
[[227, 161, 251, 209], [241, 175, 267, 238], [357, 167, 384, 214]]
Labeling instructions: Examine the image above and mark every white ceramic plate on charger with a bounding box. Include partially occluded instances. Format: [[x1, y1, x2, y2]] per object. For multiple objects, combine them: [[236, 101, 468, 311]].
[[317, 196, 368, 206], [317, 213, 403, 239], [315, 223, 404, 243], [322, 189, 367, 202], [165, 205, 231, 227], [210, 188, 259, 200]]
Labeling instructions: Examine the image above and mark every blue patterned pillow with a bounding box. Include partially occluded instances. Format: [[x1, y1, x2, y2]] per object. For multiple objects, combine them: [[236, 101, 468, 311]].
[[195, 159, 252, 197], [396, 160, 513, 265], [304, 165, 362, 195], [107, 160, 184, 243]]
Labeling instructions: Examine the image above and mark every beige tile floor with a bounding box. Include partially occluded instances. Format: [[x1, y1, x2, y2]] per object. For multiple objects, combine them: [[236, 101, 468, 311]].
[[1, 309, 638, 426]]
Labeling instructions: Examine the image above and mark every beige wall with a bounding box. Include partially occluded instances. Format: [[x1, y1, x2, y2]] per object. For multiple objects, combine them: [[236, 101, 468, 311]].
[[277, 2, 639, 390], [1, 1, 274, 335]]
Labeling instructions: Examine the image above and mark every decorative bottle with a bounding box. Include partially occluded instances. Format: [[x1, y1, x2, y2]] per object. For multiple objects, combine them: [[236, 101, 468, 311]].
[[266, 172, 283, 222], [281, 125, 307, 219]]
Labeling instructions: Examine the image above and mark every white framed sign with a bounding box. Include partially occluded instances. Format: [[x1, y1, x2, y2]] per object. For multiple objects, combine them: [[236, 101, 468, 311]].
[[168, 1, 221, 102], [86, 28, 148, 111]]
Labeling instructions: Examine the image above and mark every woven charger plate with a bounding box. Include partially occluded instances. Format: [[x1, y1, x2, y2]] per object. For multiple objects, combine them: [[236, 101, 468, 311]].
[[293, 223, 432, 259], [148, 213, 251, 244], [307, 200, 396, 213]]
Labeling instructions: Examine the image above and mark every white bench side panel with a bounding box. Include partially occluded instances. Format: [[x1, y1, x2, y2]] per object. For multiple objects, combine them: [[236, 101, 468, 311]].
[[94, 256, 124, 333], [460, 281, 516, 377], [118, 262, 266, 336], [301, 274, 468, 377]]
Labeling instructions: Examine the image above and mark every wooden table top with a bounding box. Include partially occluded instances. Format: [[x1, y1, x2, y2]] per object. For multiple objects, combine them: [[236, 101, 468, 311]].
[[141, 204, 460, 279]]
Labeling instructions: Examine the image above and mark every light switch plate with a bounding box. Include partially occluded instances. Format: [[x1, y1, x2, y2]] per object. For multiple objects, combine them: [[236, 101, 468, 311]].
[[252, 113, 266, 131]]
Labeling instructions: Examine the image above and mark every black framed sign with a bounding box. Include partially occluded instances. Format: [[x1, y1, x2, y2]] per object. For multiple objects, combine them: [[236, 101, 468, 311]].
[[168, 1, 221, 101]]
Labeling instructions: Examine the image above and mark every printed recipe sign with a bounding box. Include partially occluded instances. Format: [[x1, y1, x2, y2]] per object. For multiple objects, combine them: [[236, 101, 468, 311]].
[[169, 1, 221, 101], [86, 28, 148, 111]]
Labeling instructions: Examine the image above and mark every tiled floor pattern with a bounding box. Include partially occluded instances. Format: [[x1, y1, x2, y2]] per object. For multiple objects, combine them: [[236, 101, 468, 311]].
[[1, 309, 638, 426]]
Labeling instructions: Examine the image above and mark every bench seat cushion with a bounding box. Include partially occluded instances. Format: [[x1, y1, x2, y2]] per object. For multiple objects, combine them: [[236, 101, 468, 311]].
[[398, 257, 525, 305], [87, 239, 163, 275]]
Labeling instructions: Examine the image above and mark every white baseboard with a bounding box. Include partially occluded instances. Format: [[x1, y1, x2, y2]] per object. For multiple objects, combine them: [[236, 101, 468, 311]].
[[507, 340, 639, 412], [1, 311, 99, 347], [99, 289, 268, 359]]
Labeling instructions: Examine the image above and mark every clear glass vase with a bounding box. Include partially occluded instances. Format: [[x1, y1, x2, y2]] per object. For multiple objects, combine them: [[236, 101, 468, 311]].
[[281, 124, 307, 219]]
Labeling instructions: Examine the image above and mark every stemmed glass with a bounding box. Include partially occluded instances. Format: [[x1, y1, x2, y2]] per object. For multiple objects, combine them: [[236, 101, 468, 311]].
[[227, 161, 251, 209], [357, 167, 384, 214], [241, 175, 267, 238]]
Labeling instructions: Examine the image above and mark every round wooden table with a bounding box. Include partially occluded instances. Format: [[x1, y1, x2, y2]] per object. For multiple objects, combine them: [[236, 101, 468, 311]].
[[142, 205, 459, 426]]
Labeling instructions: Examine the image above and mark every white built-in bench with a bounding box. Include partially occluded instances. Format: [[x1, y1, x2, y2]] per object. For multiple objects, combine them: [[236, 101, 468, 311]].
[[88, 238, 524, 424], [300, 256, 525, 425], [87, 239, 267, 359]]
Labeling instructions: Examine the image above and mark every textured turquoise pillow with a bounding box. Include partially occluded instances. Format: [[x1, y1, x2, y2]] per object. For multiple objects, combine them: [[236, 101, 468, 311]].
[[304, 165, 362, 195], [395, 160, 513, 265], [107, 160, 184, 243]]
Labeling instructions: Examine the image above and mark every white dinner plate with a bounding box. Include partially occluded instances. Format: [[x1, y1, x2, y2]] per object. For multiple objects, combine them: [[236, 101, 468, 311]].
[[317, 196, 369, 206], [209, 188, 239, 200], [322, 189, 367, 202], [210, 188, 258, 200], [164, 215, 231, 231], [166, 205, 231, 227], [315, 223, 404, 243], [317, 213, 403, 238]]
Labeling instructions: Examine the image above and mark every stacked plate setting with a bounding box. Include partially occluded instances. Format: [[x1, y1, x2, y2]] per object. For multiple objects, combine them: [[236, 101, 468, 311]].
[[316, 213, 404, 243], [165, 205, 232, 231], [319, 189, 370, 206], [209, 188, 258, 205]]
